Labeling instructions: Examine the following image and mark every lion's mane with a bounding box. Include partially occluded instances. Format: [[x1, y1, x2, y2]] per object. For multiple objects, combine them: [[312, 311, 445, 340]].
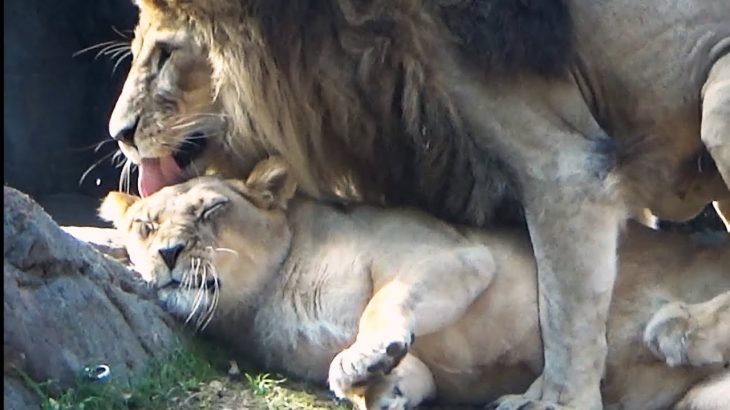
[[142, 0, 573, 226]]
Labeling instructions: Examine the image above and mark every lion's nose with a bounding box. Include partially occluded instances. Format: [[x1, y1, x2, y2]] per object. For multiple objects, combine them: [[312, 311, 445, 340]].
[[158, 243, 184, 270], [110, 117, 139, 147]]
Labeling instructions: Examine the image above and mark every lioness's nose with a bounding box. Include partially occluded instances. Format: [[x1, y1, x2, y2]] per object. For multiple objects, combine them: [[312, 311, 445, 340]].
[[110, 117, 139, 147], [158, 243, 184, 270]]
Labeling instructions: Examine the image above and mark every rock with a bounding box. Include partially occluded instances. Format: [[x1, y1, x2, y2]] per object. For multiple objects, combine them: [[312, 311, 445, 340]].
[[62, 226, 129, 262], [227, 360, 242, 381], [4, 186, 180, 409]]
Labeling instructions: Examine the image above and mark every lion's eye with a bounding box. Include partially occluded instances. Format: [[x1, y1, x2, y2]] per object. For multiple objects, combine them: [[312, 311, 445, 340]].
[[201, 199, 230, 221], [157, 44, 172, 72]]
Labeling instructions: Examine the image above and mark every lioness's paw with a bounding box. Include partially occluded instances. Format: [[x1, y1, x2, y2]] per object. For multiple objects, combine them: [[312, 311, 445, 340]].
[[486, 395, 572, 410], [328, 335, 412, 399], [366, 385, 409, 410], [644, 301, 726, 367]]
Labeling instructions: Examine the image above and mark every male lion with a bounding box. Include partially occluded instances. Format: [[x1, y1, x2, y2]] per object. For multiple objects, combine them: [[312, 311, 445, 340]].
[[100, 158, 730, 410], [108, 1, 730, 408]]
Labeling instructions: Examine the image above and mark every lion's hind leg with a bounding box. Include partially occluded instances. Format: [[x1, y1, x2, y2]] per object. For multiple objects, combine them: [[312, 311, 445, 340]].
[[644, 291, 730, 368]]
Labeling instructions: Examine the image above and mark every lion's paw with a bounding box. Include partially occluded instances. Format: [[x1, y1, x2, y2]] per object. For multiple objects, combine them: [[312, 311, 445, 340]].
[[644, 301, 727, 367], [328, 334, 412, 399], [486, 395, 572, 410]]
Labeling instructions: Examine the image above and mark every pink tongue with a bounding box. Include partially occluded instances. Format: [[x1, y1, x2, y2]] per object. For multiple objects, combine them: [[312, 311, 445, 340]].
[[138, 156, 185, 197]]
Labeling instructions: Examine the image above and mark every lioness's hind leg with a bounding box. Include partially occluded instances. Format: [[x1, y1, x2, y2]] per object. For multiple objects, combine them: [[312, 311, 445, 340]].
[[701, 54, 730, 191], [644, 291, 730, 367], [674, 371, 730, 410]]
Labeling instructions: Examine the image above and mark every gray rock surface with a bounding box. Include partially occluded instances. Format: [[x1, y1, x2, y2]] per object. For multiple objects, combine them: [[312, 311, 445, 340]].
[[4, 186, 180, 410]]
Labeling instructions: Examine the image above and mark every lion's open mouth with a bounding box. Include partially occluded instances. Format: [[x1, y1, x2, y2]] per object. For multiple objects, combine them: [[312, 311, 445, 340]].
[[138, 133, 208, 197]]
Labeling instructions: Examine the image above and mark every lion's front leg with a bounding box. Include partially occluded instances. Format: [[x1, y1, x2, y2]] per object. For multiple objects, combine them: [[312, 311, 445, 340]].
[[328, 245, 496, 405], [644, 291, 730, 368], [492, 178, 622, 410]]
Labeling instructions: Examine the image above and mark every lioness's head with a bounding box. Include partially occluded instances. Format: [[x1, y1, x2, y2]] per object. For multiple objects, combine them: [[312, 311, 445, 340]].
[[109, 1, 243, 197], [100, 157, 297, 329]]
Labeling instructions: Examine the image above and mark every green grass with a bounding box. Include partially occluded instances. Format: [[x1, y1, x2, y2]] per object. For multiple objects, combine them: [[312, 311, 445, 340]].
[[245, 373, 350, 410], [20, 338, 350, 410]]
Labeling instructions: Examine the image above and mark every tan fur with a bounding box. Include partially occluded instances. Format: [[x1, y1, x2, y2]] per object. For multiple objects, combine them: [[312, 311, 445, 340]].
[[103, 160, 730, 410], [109, 2, 730, 408]]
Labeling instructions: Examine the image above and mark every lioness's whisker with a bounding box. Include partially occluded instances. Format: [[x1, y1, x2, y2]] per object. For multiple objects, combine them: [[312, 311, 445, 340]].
[[200, 263, 220, 331], [188, 266, 207, 326], [207, 246, 238, 256], [195, 268, 211, 329]]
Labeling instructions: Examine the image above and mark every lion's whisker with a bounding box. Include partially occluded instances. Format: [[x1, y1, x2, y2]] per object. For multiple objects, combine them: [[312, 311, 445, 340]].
[[72, 40, 129, 57], [111, 25, 132, 40], [118, 160, 134, 193], [112, 51, 133, 75], [79, 151, 117, 187]]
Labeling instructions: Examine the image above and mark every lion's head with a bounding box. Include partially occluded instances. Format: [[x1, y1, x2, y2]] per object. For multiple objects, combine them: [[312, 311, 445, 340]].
[[108, 2, 261, 197], [100, 157, 296, 328]]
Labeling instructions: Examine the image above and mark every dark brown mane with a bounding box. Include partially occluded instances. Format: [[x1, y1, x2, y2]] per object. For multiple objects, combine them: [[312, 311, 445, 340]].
[[153, 0, 572, 226]]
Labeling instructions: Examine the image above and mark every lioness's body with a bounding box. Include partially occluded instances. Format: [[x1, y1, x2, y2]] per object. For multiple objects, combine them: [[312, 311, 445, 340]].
[[211, 203, 729, 409], [103, 168, 730, 410]]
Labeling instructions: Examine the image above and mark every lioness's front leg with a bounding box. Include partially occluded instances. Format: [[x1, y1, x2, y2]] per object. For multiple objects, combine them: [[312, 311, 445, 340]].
[[328, 245, 495, 406], [644, 291, 730, 368]]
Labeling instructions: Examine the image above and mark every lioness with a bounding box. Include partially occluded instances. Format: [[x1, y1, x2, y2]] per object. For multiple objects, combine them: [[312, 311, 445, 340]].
[[101, 158, 730, 410], [108, 2, 730, 407]]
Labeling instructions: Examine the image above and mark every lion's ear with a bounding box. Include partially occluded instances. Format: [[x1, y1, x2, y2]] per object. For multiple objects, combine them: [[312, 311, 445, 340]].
[[99, 191, 140, 228], [244, 157, 297, 209]]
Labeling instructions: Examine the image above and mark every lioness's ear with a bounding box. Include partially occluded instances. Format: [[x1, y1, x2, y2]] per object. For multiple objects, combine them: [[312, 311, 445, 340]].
[[244, 157, 297, 209], [99, 191, 140, 228]]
